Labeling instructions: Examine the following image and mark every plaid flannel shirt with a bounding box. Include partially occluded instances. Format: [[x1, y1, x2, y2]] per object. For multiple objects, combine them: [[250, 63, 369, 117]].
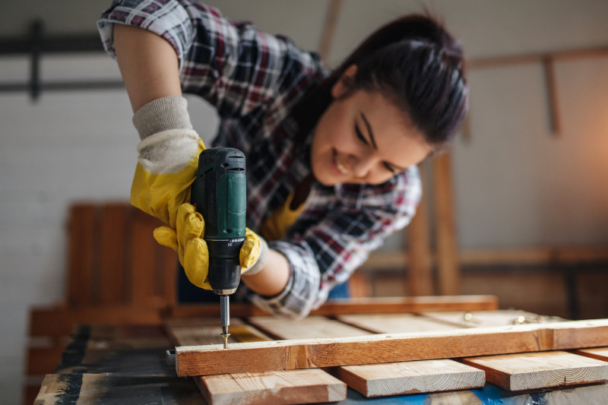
[[98, 0, 421, 318]]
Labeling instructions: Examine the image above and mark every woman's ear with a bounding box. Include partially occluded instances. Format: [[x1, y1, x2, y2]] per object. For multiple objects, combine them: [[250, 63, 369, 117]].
[[331, 64, 358, 99]]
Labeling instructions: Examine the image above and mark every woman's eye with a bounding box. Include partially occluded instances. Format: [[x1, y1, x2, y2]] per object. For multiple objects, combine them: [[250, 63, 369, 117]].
[[383, 163, 395, 173], [355, 124, 367, 144]]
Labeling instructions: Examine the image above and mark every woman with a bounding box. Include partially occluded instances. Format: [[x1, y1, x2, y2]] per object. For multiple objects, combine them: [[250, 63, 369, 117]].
[[97, 0, 467, 318]]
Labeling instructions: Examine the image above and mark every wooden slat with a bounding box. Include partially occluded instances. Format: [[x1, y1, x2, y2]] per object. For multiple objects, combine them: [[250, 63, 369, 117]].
[[572, 347, 608, 362], [99, 203, 129, 305], [462, 351, 608, 391], [29, 305, 162, 338], [433, 152, 460, 295], [165, 296, 499, 319], [196, 369, 346, 405], [175, 319, 608, 377], [363, 247, 608, 270], [247, 316, 371, 340], [406, 163, 433, 296], [66, 204, 96, 307], [166, 318, 271, 346], [422, 310, 552, 328], [161, 240, 178, 305], [336, 359, 484, 397], [336, 313, 464, 334], [26, 345, 65, 375], [317, 0, 343, 64], [130, 209, 161, 306]]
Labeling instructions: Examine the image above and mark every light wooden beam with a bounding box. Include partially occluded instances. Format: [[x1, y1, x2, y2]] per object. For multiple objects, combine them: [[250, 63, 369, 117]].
[[462, 351, 608, 391], [406, 164, 434, 296], [176, 319, 608, 376], [433, 152, 460, 295], [317, 0, 343, 64]]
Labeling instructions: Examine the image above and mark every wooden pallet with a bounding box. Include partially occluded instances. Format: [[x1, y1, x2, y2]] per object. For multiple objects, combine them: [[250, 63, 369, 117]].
[[167, 311, 608, 403]]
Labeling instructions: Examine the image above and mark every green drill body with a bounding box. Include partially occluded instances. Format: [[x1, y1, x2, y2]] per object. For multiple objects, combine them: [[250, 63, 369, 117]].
[[190, 147, 247, 347]]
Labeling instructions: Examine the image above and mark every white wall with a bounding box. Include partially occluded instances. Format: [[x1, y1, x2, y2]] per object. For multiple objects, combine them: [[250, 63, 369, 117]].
[[1, 0, 608, 403]]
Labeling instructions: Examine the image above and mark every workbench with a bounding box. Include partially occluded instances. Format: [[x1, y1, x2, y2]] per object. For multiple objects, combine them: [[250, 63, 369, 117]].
[[34, 323, 608, 405]]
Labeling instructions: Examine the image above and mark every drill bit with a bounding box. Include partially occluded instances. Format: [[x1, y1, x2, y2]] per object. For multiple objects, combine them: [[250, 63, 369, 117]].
[[220, 295, 230, 349]]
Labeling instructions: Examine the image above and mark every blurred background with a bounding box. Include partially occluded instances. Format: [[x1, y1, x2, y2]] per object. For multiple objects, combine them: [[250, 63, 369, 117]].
[[1, 0, 608, 403]]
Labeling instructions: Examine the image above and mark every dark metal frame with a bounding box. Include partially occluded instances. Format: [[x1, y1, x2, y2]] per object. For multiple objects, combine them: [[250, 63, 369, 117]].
[[0, 20, 123, 100]]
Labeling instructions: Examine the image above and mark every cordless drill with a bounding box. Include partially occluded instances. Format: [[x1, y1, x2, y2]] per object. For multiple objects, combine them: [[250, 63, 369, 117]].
[[190, 147, 246, 349]]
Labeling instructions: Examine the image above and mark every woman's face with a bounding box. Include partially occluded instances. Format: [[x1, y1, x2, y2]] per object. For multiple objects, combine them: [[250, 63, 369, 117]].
[[311, 68, 432, 186]]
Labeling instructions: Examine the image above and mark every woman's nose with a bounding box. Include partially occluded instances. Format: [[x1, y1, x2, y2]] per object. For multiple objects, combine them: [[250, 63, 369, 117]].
[[350, 152, 375, 178]]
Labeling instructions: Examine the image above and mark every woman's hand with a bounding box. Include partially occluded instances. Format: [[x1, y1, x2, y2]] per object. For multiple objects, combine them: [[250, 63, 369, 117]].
[[154, 204, 266, 290]]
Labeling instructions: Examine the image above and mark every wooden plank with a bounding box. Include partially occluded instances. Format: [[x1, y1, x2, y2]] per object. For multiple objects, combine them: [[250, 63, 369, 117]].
[[406, 163, 433, 296], [26, 345, 65, 375], [467, 44, 608, 70], [572, 347, 608, 362], [66, 204, 96, 307], [175, 319, 608, 377], [337, 313, 464, 334], [363, 247, 608, 269], [422, 310, 557, 328], [130, 209, 161, 306], [29, 305, 162, 338], [432, 152, 460, 295], [196, 369, 346, 405], [336, 359, 484, 397], [462, 351, 608, 391], [543, 57, 561, 135], [99, 203, 129, 305], [165, 296, 499, 319], [166, 318, 271, 346], [317, 0, 343, 64], [247, 316, 372, 340]]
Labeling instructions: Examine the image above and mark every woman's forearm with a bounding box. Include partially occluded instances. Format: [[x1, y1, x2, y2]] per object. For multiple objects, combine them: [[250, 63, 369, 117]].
[[114, 24, 182, 112], [241, 249, 290, 296]]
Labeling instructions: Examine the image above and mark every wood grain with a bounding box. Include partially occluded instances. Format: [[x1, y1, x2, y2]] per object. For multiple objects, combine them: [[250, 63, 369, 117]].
[[406, 163, 433, 296], [165, 296, 499, 319], [175, 319, 608, 377], [337, 313, 464, 334], [99, 203, 128, 305], [166, 318, 271, 346], [462, 351, 608, 391], [247, 316, 371, 340], [432, 152, 460, 295], [66, 204, 96, 307], [336, 359, 484, 397], [196, 369, 346, 405], [422, 310, 550, 328], [572, 347, 608, 362]]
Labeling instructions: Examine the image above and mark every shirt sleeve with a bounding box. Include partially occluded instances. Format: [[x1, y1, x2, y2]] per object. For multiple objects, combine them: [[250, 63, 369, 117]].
[[250, 166, 422, 319], [98, 0, 323, 119]]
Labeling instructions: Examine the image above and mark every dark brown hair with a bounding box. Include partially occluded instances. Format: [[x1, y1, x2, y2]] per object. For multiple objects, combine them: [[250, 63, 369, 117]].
[[292, 14, 468, 150]]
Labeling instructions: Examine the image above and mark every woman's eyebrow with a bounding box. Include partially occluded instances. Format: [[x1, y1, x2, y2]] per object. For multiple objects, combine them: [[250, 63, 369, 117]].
[[360, 113, 377, 150]]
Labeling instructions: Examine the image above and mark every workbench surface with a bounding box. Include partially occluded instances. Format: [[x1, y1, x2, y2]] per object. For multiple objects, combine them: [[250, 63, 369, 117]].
[[34, 324, 608, 405]]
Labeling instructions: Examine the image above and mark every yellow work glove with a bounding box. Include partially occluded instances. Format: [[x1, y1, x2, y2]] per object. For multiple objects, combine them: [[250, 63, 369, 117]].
[[153, 203, 265, 289]]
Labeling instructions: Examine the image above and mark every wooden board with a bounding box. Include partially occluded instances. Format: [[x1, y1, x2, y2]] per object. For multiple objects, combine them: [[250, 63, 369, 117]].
[[462, 351, 608, 391], [166, 318, 271, 346], [337, 313, 464, 334], [196, 369, 346, 405], [165, 295, 499, 319], [175, 319, 608, 377], [336, 359, 484, 397], [247, 316, 372, 340], [572, 347, 608, 362], [422, 310, 554, 328]]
